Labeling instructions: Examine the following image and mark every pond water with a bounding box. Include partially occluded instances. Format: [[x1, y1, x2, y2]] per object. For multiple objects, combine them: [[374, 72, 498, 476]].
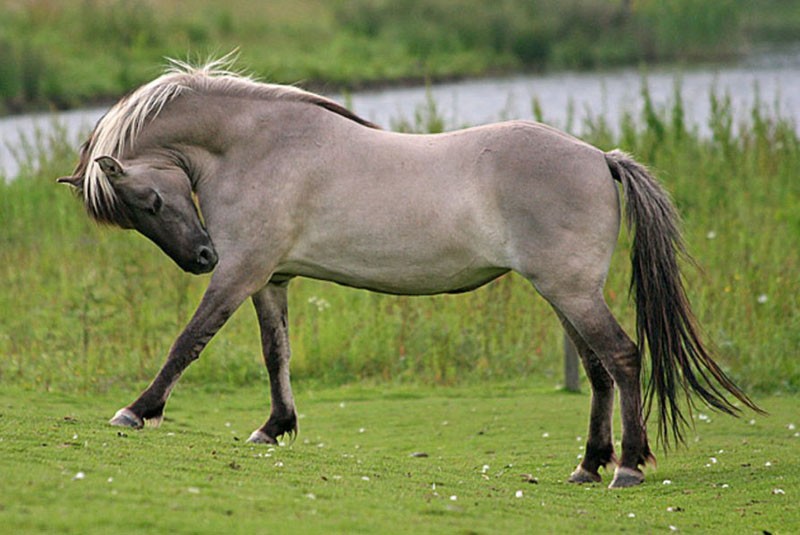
[[1, 45, 799, 179]]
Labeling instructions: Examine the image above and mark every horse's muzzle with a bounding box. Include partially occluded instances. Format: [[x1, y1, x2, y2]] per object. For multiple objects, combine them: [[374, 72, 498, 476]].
[[191, 244, 218, 274]]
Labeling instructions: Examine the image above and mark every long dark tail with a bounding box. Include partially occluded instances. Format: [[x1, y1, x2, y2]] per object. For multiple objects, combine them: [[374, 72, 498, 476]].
[[605, 149, 763, 447]]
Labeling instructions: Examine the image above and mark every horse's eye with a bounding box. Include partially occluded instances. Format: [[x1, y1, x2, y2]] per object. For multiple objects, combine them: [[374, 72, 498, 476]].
[[149, 192, 163, 215]]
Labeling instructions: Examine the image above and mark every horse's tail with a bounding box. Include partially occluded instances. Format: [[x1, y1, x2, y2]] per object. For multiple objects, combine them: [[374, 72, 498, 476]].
[[604, 149, 763, 447]]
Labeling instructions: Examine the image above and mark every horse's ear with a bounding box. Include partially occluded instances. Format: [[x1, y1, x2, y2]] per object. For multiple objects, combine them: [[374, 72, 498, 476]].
[[95, 156, 125, 180], [56, 175, 84, 189]]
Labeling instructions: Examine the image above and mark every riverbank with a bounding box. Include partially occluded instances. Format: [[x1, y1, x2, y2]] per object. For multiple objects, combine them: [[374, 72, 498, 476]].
[[2, 0, 800, 115]]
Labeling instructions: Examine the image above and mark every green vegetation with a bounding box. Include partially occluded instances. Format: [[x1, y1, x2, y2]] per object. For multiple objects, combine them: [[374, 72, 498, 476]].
[[0, 383, 797, 533], [1, 84, 798, 396], [2, 0, 800, 113]]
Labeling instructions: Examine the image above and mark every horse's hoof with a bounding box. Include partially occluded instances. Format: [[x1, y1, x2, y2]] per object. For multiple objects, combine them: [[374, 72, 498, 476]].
[[568, 466, 602, 484], [246, 429, 278, 444], [608, 466, 645, 489], [109, 408, 143, 429]]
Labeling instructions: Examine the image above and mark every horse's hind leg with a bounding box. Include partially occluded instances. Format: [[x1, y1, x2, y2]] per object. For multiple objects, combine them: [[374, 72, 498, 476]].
[[247, 282, 298, 444], [556, 313, 617, 484], [546, 291, 654, 488]]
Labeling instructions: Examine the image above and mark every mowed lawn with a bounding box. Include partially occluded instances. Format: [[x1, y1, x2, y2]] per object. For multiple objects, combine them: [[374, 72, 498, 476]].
[[0, 381, 797, 534]]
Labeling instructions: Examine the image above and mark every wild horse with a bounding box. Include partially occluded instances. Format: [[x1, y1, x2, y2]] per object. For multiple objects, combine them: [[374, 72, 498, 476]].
[[58, 58, 759, 488]]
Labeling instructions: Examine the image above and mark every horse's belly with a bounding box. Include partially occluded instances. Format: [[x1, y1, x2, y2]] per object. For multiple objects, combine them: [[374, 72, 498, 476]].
[[274, 249, 508, 296]]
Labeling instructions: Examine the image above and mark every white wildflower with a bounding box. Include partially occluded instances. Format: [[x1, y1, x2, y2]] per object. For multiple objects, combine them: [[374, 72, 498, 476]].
[[308, 296, 331, 312]]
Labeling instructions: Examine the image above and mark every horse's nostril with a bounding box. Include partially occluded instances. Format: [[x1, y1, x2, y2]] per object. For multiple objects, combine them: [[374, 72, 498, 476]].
[[197, 245, 217, 267]]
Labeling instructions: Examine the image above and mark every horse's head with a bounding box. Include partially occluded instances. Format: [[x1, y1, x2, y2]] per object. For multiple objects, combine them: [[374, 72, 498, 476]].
[[59, 156, 218, 275]]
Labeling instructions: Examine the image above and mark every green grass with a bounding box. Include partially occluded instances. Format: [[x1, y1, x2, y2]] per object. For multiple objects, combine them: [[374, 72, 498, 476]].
[[2, 0, 800, 113], [0, 382, 797, 533]]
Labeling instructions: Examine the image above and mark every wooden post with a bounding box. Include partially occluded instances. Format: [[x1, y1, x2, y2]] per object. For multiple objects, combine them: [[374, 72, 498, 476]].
[[563, 330, 580, 392]]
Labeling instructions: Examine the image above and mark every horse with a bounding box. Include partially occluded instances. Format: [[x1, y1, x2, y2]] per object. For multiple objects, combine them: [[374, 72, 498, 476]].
[[57, 57, 760, 488]]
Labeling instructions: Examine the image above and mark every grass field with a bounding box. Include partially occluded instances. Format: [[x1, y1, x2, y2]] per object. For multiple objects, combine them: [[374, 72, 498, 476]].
[[0, 382, 797, 533]]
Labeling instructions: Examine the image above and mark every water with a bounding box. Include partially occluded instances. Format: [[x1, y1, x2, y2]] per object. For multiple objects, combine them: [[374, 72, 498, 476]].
[[0, 106, 108, 179], [349, 45, 800, 133], [2, 46, 799, 179]]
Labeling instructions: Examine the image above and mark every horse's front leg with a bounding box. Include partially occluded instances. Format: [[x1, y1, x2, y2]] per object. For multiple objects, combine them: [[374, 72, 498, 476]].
[[109, 269, 258, 428], [247, 282, 298, 444]]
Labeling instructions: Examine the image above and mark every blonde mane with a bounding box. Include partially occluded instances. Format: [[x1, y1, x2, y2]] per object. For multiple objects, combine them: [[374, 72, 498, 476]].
[[79, 55, 376, 222]]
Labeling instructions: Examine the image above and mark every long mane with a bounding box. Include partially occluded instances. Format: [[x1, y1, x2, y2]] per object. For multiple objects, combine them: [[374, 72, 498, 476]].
[[75, 55, 379, 223]]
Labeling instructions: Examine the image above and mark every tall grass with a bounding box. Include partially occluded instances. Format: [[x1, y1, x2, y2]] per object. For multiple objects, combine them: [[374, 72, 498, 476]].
[[0, 83, 797, 395]]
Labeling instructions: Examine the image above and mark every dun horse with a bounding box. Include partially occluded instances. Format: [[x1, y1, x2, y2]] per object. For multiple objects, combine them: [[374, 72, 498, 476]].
[[58, 58, 759, 488]]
